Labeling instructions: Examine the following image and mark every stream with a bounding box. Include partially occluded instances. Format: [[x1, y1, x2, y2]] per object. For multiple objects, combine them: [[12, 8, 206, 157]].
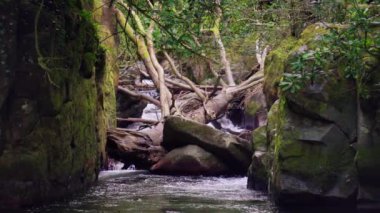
[[29, 170, 273, 213], [29, 82, 273, 212], [22, 81, 368, 213]]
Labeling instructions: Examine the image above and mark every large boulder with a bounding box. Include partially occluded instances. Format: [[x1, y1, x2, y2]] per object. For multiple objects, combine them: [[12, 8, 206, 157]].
[[356, 54, 380, 202], [263, 24, 328, 107], [151, 145, 229, 176], [163, 116, 252, 174], [0, 0, 117, 207], [269, 102, 357, 205], [261, 24, 363, 205], [286, 78, 357, 141]]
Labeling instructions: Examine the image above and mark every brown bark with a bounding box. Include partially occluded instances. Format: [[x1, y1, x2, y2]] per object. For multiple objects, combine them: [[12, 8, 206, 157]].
[[118, 86, 161, 107], [116, 5, 172, 119], [108, 1, 269, 170], [163, 51, 206, 101], [117, 117, 159, 125], [107, 127, 166, 169]]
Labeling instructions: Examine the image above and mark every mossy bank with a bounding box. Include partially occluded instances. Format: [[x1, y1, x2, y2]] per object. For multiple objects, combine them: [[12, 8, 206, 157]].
[[0, 0, 117, 207], [248, 23, 380, 206]]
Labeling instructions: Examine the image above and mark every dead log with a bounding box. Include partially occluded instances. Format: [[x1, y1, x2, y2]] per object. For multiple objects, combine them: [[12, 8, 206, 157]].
[[117, 117, 159, 125], [107, 128, 166, 169]]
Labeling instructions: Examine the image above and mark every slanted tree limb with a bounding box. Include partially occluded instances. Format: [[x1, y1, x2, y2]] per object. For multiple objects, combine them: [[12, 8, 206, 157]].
[[116, 6, 172, 119], [117, 117, 159, 125], [163, 51, 206, 101], [118, 86, 161, 107]]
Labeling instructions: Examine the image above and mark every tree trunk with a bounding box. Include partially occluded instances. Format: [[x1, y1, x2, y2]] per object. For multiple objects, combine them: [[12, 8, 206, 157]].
[[107, 127, 166, 169], [213, 0, 236, 86]]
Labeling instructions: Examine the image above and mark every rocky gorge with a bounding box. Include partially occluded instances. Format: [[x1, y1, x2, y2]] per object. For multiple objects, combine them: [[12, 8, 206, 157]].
[[247, 23, 380, 207], [0, 0, 118, 206], [0, 0, 379, 212]]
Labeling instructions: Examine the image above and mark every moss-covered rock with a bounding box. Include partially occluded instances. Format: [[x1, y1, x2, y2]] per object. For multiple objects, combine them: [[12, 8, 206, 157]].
[[355, 50, 380, 202], [247, 126, 272, 191], [269, 100, 357, 205], [263, 37, 297, 106], [0, 0, 117, 207], [163, 116, 253, 174], [247, 151, 272, 191], [251, 126, 268, 152], [263, 24, 363, 205], [263, 24, 328, 107]]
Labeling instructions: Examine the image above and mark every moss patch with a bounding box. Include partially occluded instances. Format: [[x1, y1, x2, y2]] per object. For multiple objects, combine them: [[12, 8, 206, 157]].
[[0, 0, 117, 206]]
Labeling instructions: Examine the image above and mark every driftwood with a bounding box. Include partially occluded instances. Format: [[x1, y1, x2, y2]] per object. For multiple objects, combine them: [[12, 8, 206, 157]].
[[117, 117, 159, 125], [107, 128, 166, 169]]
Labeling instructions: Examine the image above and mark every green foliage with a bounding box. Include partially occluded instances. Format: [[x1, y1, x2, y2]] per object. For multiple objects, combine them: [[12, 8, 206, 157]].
[[280, 1, 379, 97], [280, 47, 330, 93]]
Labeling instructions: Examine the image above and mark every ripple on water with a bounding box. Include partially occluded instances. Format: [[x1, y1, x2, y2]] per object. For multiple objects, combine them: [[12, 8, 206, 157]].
[[28, 171, 273, 213]]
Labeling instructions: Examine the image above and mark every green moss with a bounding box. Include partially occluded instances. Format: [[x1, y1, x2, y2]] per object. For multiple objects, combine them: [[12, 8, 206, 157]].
[[298, 24, 328, 49], [269, 97, 357, 193], [264, 24, 329, 106], [252, 126, 267, 152], [0, 0, 118, 205], [264, 38, 297, 105], [80, 52, 96, 78], [246, 101, 261, 116]]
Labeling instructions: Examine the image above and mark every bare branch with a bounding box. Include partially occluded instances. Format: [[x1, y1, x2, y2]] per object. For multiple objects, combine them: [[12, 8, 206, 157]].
[[163, 51, 206, 101], [118, 86, 161, 107], [255, 40, 269, 72], [117, 117, 159, 125]]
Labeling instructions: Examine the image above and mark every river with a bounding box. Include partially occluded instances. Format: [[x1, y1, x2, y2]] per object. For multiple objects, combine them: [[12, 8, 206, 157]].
[[29, 170, 273, 213]]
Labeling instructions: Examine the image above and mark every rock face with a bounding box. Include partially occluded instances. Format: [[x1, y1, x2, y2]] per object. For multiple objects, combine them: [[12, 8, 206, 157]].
[[356, 56, 380, 202], [0, 0, 117, 207], [161, 116, 253, 174], [270, 101, 357, 205], [247, 126, 271, 191], [151, 145, 229, 176], [251, 24, 380, 206]]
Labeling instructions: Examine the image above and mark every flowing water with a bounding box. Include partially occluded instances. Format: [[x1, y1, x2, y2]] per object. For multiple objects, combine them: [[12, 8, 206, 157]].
[[27, 80, 274, 212], [29, 170, 273, 213]]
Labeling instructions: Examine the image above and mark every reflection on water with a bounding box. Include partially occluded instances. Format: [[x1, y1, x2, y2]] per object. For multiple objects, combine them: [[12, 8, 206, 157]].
[[29, 171, 273, 213]]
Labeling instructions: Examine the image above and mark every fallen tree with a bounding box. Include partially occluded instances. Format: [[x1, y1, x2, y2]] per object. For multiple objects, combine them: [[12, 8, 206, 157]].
[[107, 0, 269, 170]]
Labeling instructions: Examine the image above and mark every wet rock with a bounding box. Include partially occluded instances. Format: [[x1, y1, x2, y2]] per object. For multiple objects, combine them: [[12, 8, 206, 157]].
[[269, 102, 358, 205], [286, 78, 357, 141], [261, 24, 371, 205], [151, 145, 229, 176], [245, 84, 268, 129], [163, 116, 252, 174], [0, 0, 117, 207], [247, 126, 271, 191], [247, 151, 271, 191], [356, 56, 380, 202]]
